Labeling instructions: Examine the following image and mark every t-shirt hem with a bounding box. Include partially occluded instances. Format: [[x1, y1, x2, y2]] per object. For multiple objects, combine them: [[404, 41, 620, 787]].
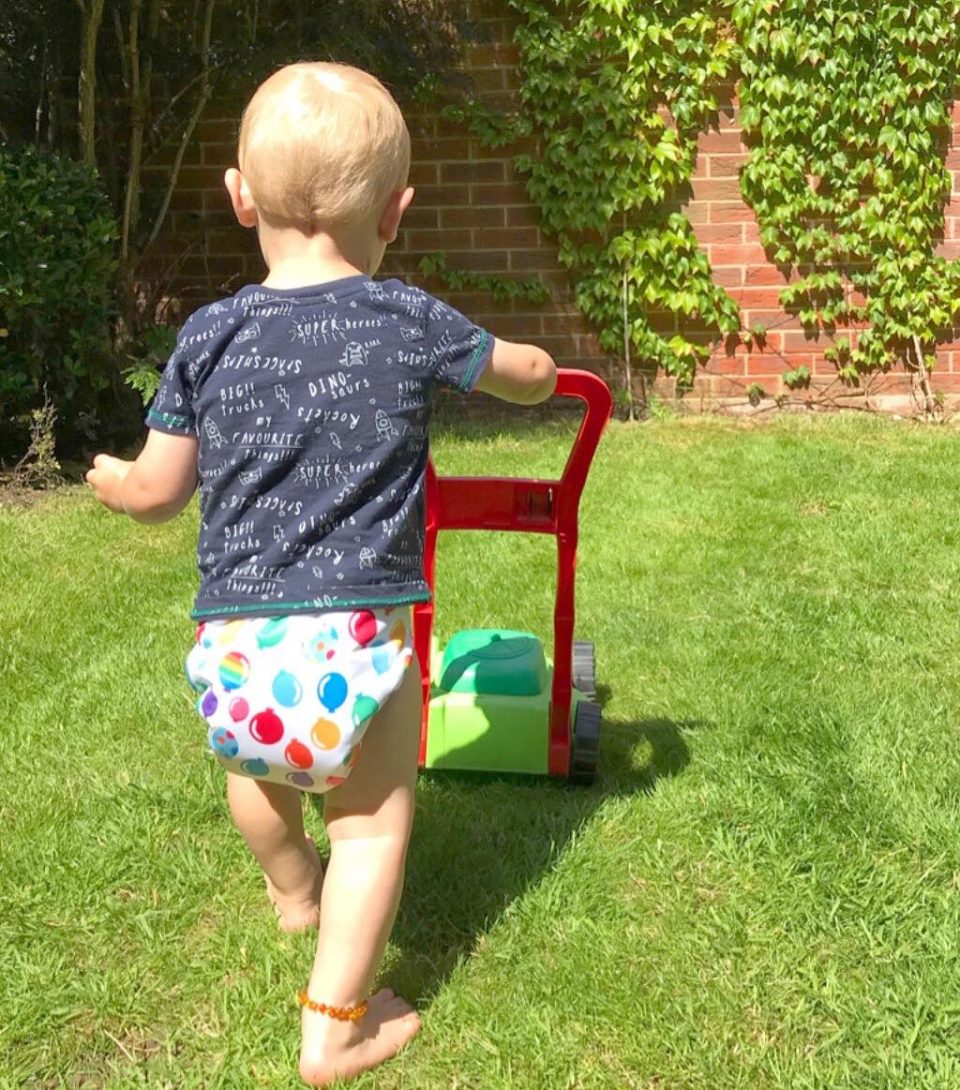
[[191, 589, 431, 621]]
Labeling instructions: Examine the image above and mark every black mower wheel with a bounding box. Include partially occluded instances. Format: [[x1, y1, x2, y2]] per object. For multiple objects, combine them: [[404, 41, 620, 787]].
[[569, 700, 601, 784], [572, 639, 597, 701]]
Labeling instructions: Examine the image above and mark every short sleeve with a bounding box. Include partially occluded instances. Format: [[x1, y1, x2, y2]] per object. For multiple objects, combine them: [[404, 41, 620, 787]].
[[145, 321, 202, 436], [426, 297, 494, 393]]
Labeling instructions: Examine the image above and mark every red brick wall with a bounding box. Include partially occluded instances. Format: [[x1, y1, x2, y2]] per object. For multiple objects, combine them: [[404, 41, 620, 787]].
[[378, 12, 610, 383], [159, 5, 960, 414], [685, 98, 960, 412]]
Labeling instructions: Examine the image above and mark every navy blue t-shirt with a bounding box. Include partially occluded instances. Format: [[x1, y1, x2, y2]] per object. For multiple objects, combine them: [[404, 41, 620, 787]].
[[147, 276, 493, 620]]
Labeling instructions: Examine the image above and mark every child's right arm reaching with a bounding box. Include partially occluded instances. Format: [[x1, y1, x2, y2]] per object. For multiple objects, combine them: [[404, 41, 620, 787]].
[[474, 338, 557, 405], [86, 429, 199, 524]]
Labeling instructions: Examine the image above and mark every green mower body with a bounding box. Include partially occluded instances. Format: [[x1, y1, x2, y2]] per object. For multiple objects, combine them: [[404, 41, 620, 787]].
[[423, 628, 589, 777]]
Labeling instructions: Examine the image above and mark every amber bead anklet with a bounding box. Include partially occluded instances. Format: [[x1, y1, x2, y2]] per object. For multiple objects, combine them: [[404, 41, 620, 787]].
[[297, 991, 368, 1022]]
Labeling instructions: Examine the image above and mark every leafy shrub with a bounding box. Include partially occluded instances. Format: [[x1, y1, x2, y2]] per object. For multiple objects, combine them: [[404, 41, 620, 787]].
[[0, 146, 120, 459], [123, 324, 178, 407]]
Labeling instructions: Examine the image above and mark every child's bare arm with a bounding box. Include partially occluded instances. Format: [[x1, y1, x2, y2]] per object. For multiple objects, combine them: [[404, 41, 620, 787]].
[[474, 337, 557, 405], [86, 430, 199, 523]]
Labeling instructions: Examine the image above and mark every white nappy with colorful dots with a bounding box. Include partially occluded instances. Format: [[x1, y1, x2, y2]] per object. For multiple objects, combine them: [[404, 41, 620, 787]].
[[185, 607, 414, 794]]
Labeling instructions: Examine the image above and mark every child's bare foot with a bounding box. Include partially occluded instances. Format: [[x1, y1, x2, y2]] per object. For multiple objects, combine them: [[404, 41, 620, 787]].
[[298, 988, 421, 1086], [265, 836, 324, 932]]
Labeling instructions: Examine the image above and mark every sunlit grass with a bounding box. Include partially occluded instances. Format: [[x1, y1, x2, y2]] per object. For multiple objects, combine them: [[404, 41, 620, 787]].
[[5, 411, 960, 1088]]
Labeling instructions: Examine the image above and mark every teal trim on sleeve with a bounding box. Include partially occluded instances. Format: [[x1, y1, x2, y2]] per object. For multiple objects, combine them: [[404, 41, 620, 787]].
[[147, 408, 193, 432], [459, 329, 492, 392]]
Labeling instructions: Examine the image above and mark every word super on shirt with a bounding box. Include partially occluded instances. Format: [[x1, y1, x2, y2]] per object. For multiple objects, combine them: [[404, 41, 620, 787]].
[[147, 276, 493, 620]]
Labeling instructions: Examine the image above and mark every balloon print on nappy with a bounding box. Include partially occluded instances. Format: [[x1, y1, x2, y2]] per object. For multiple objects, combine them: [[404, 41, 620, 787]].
[[288, 771, 315, 789], [352, 694, 379, 728], [304, 625, 339, 663], [200, 690, 218, 717], [257, 617, 288, 648], [229, 696, 249, 722], [371, 644, 395, 674], [249, 708, 284, 744], [186, 657, 206, 692], [272, 670, 302, 707], [218, 619, 245, 645], [371, 618, 408, 673], [242, 757, 270, 777], [349, 610, 378, 648], [311, 717, 342, 751], [284, 739, 313, 769], [318, 672, 348, 713], [219, 651, 250, 691], [209, 727, 239, 758]]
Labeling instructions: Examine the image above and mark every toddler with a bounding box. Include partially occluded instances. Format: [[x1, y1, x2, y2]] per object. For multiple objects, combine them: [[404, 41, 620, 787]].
[[87, 61, 556, 1085]]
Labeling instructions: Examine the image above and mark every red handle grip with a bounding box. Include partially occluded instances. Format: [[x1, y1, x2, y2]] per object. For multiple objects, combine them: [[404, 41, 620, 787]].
[[552, 369, 614, 511]]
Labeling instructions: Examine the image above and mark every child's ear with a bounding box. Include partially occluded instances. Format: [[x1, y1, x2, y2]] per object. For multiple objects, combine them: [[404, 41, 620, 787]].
[[224, 168, 258, 228], [378, 186, 415, 243]]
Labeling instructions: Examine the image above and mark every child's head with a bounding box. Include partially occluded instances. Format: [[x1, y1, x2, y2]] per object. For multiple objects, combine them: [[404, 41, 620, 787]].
[[233, 62, 410, 235]]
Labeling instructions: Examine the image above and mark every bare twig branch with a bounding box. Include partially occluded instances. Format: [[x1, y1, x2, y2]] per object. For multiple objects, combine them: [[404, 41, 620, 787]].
[[120, 0, 144, 263], [910, 333, 938, 417], [143, 0, 216, 256], [144, 62, 228, 157], [78, 0, 106, 165], [621, 265, 636, 421]]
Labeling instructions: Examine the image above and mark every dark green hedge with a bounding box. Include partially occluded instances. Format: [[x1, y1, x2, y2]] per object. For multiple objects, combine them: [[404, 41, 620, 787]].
[[0, 146, 122, 460]]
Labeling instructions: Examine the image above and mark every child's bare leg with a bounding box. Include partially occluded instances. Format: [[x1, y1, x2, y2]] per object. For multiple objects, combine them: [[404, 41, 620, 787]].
[[298, 658, 422, 1086], [226, 773, 323, 932]]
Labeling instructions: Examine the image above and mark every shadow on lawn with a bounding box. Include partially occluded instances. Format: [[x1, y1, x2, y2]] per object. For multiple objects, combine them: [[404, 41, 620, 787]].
[[385, 709, 707, 1005]]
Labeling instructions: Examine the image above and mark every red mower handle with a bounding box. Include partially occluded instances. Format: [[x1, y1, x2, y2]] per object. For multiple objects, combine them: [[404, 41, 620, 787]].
[[424, 368, 613, 535], [415, 368, 614, 776], [551, 369, 615, 525]]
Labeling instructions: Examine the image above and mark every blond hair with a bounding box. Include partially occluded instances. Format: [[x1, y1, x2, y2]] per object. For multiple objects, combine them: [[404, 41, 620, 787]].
[[237, 62, 410, 233]]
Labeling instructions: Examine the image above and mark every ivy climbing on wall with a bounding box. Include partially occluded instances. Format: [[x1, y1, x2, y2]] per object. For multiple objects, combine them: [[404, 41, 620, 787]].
[[735, 0, 960, 405], [453, 0, 960, 405], [505, 1, 742, 390]]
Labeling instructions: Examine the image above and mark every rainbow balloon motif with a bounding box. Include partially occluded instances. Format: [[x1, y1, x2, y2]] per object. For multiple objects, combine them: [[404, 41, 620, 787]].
[[219, 651, 250, 691]]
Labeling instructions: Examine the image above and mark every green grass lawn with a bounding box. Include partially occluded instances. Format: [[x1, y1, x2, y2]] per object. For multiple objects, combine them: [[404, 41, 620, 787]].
[[5, 411, 960, 1089]]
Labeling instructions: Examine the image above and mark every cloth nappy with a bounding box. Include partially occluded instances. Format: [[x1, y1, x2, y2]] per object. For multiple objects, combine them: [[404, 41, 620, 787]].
[[185, 607, 413, 793]]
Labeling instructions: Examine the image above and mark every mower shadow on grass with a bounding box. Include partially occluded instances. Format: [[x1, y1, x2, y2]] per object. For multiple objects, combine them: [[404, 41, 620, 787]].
[[602, 714, 708, 794], [383, 709, 706, 1006]]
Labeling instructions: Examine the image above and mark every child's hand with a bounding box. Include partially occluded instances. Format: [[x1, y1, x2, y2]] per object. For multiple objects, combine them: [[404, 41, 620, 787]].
[[86, 454, 133, 513]]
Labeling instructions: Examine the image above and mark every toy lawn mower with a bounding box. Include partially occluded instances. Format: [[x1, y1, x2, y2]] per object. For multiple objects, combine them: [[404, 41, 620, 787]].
[[413, 369, 613, 784]]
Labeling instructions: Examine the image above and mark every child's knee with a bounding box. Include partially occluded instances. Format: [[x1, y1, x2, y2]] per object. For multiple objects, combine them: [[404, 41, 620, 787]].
[[324, 790, 415, 859]]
